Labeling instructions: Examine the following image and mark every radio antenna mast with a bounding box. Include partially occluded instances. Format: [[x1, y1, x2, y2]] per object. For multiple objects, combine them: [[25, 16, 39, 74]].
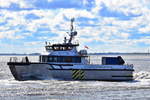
[[68, 18, 77, 43]]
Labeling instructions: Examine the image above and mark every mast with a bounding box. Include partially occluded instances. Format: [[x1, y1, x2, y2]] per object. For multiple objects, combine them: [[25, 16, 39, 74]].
[[68, 18, 77, 44]]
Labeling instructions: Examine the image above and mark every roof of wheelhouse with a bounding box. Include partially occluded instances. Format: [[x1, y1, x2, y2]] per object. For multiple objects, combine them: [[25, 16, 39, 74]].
[[45, 18, 79, 51]]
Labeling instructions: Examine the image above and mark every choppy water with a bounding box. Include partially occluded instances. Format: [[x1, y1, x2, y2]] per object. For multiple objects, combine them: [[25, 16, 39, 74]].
[[1, 54, 150, 100]]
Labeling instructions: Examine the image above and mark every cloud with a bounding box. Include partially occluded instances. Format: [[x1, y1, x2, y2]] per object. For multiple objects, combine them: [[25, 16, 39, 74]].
[[93, 0, 148, 15], [0, 0, 150, 53], [0, 0, 34, 8], [99, 3, 142, 20]]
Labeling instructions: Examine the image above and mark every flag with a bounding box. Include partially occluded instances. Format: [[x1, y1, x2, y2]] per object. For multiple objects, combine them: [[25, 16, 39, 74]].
[[84, 45, 89, 49]]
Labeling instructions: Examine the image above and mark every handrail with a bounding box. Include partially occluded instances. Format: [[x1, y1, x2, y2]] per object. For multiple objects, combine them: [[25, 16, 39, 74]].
[[9, 57, 30, 63], [9, 57, 18, 62]]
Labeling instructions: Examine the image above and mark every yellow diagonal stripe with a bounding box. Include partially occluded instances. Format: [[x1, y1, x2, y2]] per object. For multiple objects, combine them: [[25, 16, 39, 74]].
[[73, 70, 80, 75], [72, 70, 79, 79], [72, 72, 81, 79], [72, 70, 84, 80]]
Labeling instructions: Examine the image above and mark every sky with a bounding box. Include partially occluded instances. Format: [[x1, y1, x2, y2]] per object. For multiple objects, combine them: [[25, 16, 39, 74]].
[[0, 0, 150, 53]]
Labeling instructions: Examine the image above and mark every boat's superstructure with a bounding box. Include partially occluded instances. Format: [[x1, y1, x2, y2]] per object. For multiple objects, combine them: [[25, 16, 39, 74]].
[[7, 18, 134, 81]]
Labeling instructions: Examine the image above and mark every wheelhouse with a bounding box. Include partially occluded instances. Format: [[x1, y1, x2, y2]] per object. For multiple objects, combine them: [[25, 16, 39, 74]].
[[39, 55, 88, 64], [45, 44, 79, 51]]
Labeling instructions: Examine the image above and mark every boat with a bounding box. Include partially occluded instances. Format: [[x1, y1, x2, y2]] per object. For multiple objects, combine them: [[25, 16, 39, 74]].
[[7, 18, 134, 81]]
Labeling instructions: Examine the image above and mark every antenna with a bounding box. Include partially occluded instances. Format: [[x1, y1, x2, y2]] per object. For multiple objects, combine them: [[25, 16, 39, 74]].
[[68, 18, 77, 43], [70, 18, 74, 32]]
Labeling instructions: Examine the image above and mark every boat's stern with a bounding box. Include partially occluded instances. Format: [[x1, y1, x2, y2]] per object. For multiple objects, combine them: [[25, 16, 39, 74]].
[[7, 57, 38, 81], [7, 61, 31, 81]]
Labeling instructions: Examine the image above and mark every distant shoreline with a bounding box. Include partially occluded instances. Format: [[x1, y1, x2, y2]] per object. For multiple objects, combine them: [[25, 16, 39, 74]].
[[0, 53, 41, 56], [89, 53, 150, 55], [0, 53, 150, 56]]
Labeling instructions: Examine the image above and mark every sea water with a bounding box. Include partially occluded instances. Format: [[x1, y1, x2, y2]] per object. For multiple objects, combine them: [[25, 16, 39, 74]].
[[0, 54, 150, 100]]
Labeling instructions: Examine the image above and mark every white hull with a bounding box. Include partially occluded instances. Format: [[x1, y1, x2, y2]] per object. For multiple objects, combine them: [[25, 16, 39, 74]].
[[8, 63, 134, 81]]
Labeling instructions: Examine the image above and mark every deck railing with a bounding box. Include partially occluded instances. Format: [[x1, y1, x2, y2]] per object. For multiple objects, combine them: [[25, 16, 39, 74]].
[[9, 57, 18, 62], [9, 57, 30, 63]]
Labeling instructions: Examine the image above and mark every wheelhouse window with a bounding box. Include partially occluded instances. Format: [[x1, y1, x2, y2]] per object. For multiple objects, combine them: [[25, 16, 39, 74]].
[[45, 44, 79, 51], [52, 46, 73, 51], [72, 57, 81, 63], [67, 46, 72, 50], [48, 57, 53, 62], [45, 56, 81, 63]]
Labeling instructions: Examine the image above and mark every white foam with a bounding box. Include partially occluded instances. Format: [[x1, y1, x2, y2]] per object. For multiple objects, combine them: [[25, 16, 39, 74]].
[[134, 71, 150, 79]]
